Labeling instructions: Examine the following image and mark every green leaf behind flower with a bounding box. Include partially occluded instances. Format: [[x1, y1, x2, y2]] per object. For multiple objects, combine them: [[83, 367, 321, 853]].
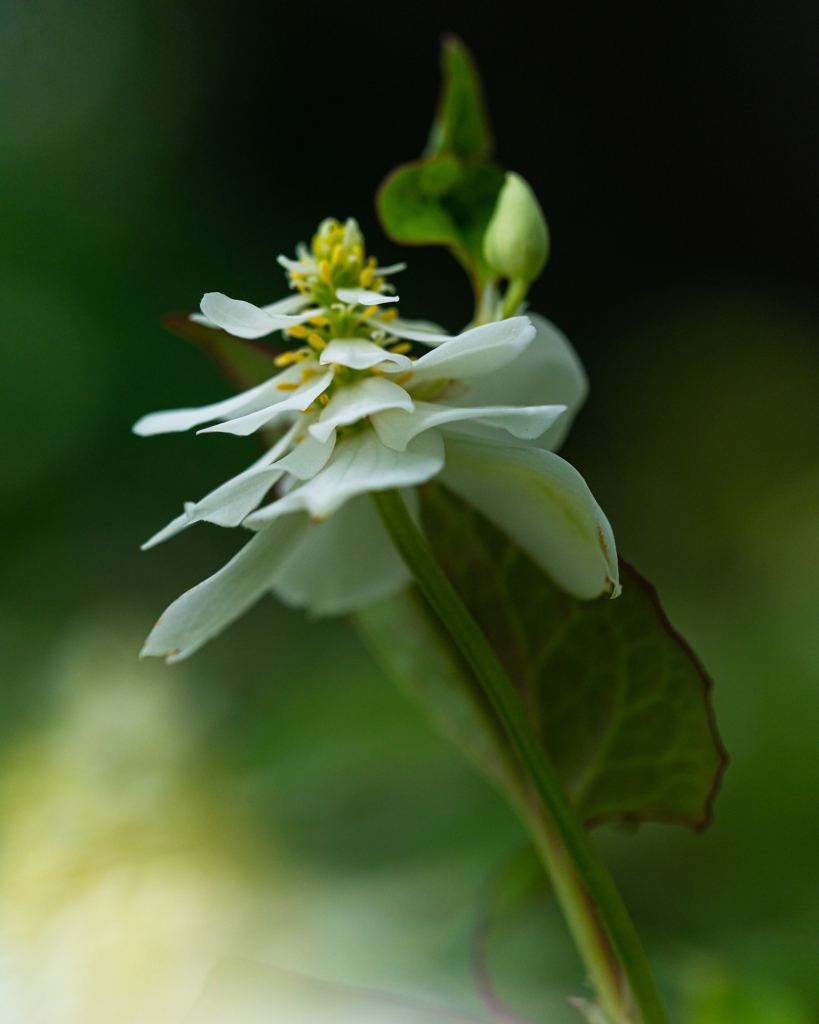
[[357, 484, 726, 832], [162, 312, 281, 392]]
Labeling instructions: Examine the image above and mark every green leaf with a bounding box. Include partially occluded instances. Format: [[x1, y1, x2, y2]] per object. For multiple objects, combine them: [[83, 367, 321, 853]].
[[381, 483, 727, 831], [162, 311, 281, 391], [377, 158, 504, 291], [424, 35, 493, 162]]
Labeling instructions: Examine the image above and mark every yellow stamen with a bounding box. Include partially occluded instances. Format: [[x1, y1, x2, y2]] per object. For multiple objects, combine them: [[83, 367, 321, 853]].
[[319, 393, 330, 405], [288, 324, 309, 338], [331, 243, 343, 264], [294, 434, 305, 443], [380, 307, 398, 322], [274, 351, 297, 367], [320, 260, 332, 284], [388, 341, 412, 354], [293, 351, 310, 362], [277, 382, 300, 391], [359, 266, 374, 288], [373, 277, 385, 289], [370, 368, 387, 375], [302, 368, 317, 381], [308, 332, 327, 350], [367, 255, 377, 268], [308, 315, 330, 326], [362, 304, 378, 318], [394, 372, 412, 386]]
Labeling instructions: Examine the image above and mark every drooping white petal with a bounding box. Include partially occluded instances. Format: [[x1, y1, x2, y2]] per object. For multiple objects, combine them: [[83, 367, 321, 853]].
[[141, 422, 303, 549], [245, 428, 444, 524], [409, 316, 535, 383], [271, 430, 336, 480], [371, 400, 566, 452], [320, 338, 412, 372], [309, 377, 414, 444], [335, 288, 398, 306], [440, 435, 619, 599], [368, 315, 451, 346], [141, 514, 309, 662], [199, 368, 334, 436], [200, 292, 321, 339], [371, 262, 407, 276], [132, 370, 301, 437], [452, 313, 588, 451], [268, 493, 411, 615]]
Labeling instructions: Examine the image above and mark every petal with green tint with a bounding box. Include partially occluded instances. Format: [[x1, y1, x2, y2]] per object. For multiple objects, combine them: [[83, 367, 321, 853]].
[[309, 377, 413, 444], [410, 316, 534, 382], [320, 338, 412, 372], [440, 435, 619, 599]]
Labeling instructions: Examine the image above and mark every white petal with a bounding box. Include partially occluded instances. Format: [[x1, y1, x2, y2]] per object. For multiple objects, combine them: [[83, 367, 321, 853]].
[[336, 288, 398, 306], [133, 371, 297, 437], [320, 337, 412, 371], [200, 292, 321, 339], [409, 316, 535, 382], [368, 315, 451, 345], [141, 514, 309, 662], [371, 400, 566, 452], [371, 262, 407, 276], [269, 493, 411, 615], [452, 313, 588, 451], [261, 293, 311, 315], [199, 368, 334, 436], [246, 428, 445, 524], [440, 435, 619, 599], [272, 429, 336, 480], [276, 254, 316, 274], [140, 424, 301, 549], [309, 377, 413, 444]]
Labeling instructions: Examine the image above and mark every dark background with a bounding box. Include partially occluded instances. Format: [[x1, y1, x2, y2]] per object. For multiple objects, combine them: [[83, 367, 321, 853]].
[[1, 1, 818, 1020]]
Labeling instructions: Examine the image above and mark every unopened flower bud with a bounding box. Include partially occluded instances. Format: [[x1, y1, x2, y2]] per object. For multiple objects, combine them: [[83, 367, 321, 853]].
[[483, 172, 549, 284]]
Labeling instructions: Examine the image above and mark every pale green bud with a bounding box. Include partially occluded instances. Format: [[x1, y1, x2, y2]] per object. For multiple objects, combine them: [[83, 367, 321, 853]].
[[483, 172, 550, 284]]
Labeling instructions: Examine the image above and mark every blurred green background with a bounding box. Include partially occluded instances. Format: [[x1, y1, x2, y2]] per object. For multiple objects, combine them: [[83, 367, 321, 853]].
[[1, 1, 819, 1021]]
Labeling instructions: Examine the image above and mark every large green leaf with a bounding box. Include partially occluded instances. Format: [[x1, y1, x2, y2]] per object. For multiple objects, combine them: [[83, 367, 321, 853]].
[[417, 483, 727, 830], [424, 35, 493, 161]]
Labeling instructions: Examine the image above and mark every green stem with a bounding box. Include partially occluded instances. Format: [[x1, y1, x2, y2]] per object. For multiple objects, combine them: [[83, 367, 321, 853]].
[[372, 489, 669, 1024]]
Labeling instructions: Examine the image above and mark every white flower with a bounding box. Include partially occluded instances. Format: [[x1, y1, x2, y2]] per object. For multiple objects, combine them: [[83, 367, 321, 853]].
[[135, 219, 619, 662]]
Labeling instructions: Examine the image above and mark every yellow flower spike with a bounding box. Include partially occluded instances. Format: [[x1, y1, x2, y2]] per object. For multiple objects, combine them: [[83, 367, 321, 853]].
[[388, 341, 412, 354], [308, 315, 330, 327], [276, 382, 300, 391], [362, 304, 378, 318], [320, 260, 333, 284], [380, 308, 398, 323], [288, 324, 309, 339], [274, 352, 297, 367], [308, 332, 327, 350], [394, 371, 413, 385], [319, 393, 330, 405], [359, 266, 374, 287]]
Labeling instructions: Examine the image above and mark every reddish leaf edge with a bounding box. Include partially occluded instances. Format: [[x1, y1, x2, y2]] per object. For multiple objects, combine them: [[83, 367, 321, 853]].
[[609, 557, 729, 835]]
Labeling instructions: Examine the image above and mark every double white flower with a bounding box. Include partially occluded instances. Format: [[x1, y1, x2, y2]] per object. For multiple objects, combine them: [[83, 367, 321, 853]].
[[135, 218, 619, 662]]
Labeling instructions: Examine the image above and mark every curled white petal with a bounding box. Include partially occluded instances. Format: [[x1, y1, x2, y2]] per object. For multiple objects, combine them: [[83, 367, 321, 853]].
[[410, 316, 535, 382], [272, 430, 336, 480], [268, 494, 411, 615], [200, 292, 321, 339], [371, 400, 566, 452], [141, 514, 310, 662], [336, 288, 398, 306], [440, 435, 619, 599], [453, 313, 587, 452], [320, 338, 412, 372], [245, 428, 444, 524], [199, 368, 334, 436], [309, 377, 414, 444]]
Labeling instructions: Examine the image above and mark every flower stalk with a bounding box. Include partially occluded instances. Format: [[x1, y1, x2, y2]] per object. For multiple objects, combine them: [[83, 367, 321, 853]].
[[372, 488, 669, 1024]]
